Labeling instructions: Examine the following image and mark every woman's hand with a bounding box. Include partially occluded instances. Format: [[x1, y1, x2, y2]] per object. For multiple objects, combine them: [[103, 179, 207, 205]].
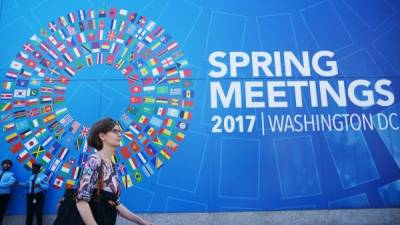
[[140, 221, 153, 225]]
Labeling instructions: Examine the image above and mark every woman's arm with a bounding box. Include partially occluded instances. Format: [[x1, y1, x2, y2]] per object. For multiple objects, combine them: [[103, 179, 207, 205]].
[[76, 200, 98, 225], [116, 203, 152, 225]]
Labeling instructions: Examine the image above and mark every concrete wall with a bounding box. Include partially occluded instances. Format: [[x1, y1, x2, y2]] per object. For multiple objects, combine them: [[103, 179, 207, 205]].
[[4, 208, 400, 225]]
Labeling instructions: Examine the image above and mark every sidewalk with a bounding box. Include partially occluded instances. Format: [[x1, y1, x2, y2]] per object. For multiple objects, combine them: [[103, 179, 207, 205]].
[[4, 208, 400, 225]]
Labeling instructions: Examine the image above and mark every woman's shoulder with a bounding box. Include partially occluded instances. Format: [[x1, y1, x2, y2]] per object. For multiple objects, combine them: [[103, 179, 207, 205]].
[[85, 153, 102, 167]]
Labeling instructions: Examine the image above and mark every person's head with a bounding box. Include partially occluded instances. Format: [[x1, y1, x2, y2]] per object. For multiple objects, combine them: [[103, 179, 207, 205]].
[[87, 117, 122, 150], [32, 163, 42, 174], [1, 159, 12, 171]]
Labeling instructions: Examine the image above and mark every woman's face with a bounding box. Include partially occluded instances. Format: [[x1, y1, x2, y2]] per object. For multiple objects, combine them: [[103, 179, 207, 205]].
[[101, 125, 122, 149]]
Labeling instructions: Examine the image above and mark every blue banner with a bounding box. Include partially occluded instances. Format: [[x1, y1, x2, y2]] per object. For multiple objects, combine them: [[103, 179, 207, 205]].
[[0, 0, 399, 214]]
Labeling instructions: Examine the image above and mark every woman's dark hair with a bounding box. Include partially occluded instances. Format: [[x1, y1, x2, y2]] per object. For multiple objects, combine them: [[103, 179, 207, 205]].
[[87, 118, 118, 150], [1, 159, 12, 167]]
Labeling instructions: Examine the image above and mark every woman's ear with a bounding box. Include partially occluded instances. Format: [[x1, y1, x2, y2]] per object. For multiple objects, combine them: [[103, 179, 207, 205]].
[[99, 133, 106, 142]]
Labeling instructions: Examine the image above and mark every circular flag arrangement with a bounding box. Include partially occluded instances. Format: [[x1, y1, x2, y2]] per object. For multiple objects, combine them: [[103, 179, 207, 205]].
[[0, 8, 194, 189]]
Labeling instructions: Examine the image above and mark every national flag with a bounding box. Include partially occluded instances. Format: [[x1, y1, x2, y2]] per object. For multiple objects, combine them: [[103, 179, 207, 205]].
[[87, 32, 95, 41], [72, 166, 80, 179], [67, 121, 80, 134], [151, 156, 164, 169], [54, 86, 66, 94], [138, 115, 148, 124], [11, 142, 23, 153], [130, 96, 142, 104], [1, 103, 12, 112], [48, 35, 59, 45], [42, 136, 54, 148], [155, 97, 168, 104], [48, 21, 58, 32], [58, 75, 70, 84], [182, 100, 193, 108], [64, 66, 76, 76], [40, 86, 53, 93], [43, 114, 56, 123], [60, 114, 73, 126], [10, 60, 23, 70], [77, 21, 85, 32], [166, 140, 178, 151], [66, 179, 76, 189], [122, 174, 133, 188], [17, 150, 29, 162], [20, 69, 32, 78], [133, 170, 142, 183], [129, 123, 140, 135], [85, 55, 93, 66], [24, 158, 37, 170], [41, 152, 52, 164], [88, 20, 96, 30], [29, 118, 40, 128], [48, 121, 61, 132], [58, 147, 69, 160], [55, 107, 67, 116], [40, 96, 52, 104], [5, 70, 18, 79], [16, 51, 29, 61], [183, 90, 194, 98], [120, 146, 132, 159], [1, 92, 13, 100], [34, 127, 47, 139], [3, 122, 15, 132], [127, 158, 138, 171], [143, 86, 155, 92], [137, 152, 147, 164], [144, 34, 154, 44], [24, 137, 38, 150], [65, 37, 76, 47], [41, 105, 53, 114], [60, 163, 71, 175], [2, 81, 12, 90], [56, 42, 67, 53], [13, 109, 26, 119], [32, 145, 45, 158], [54, 96, 64, 105], [129, 141, 140, 152], [175, 132, 185, 141], [19, 129, 32, 139], [180, 111, 192, 120], [68, 12, 76, 23], [155, 75, 167, 85], [79, 125, 89, 137], [53, 176, 64, 189], [145, 144, 157, 157], [95, 53, 103, 64], [153, 136, 163, 146], [11, 82, 26, 91], [161, 57, 174, 68], [15, 120, 28, 131], [169, 98, 180, 106], [39, 42, 50, 52], [23, 43, 34, 52], [34, 67, 45, 77], [160, 127, 171, 137], [40, 58, 51, 68], [13, 99, 26, 107], [141, 164, 154, 177], [27, 98, 38, 106], [160, 149, 171, 160], [77, 32, 86, 43], [168, 77, 180, 84], [147, 57, 158, 66], [145, 126, 156, 137]]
